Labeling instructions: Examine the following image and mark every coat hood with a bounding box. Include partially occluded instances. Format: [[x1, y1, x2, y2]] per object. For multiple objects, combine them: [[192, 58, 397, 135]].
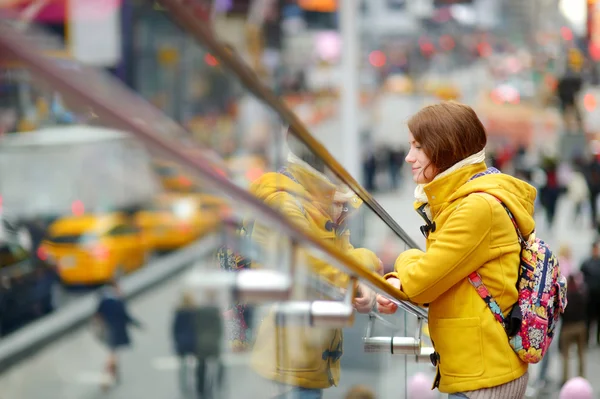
[[249, 155, 362, 217], [421, 163, 537, 237]]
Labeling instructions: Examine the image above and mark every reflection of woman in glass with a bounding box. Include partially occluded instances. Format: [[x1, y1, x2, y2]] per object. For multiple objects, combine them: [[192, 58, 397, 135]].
[[378, 102, 536, 398], [249, 133, 381, 398]]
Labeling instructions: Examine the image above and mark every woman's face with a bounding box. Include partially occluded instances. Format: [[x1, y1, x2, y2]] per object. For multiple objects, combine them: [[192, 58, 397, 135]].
[[331, 201, 345, 222], [405, 131, 436, 184]]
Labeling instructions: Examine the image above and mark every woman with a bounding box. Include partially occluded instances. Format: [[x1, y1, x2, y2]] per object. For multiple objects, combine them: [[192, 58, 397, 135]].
[[377, 102, 536, 398]]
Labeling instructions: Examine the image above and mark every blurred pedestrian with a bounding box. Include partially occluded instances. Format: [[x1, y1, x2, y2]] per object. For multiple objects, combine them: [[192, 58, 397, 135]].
[[566, 163, 590, 225], [559, 274, 588, 385], [580, 241, 600, 345], [194, 301, 224, 399], [558, 244, 584, 287], [172, 292, 197, 395], [539, 157, 562, 230], [583, 155, 600, 229], [556, 66, 584, 134], [559, 244, 574, 277], [363, 149, 377, 192], [95, 280, 142, 390], [387, 146, 405, 191]]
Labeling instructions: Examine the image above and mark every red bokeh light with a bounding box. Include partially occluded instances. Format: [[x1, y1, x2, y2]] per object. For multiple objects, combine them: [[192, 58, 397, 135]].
[[477, 42, 492, 57], [37, 246, 48, 261], [204, 53, 219, 67], [420, 42, 435, 56], [178, 176, 193, 187], [590, 43, 600, 61], [245, 167, 264, 182], [71, 200, 85, 216], [584, 94, 597, 112], [91, 244, 110, 261], [560, 26, 573, 41], [440, 35, 455, 51], [369, 51, 386, 68]]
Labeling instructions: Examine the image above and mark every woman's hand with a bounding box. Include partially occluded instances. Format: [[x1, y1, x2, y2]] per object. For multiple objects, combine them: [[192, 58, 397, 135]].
[[376, 277, 401, 314], [353, 282, 376, 313]]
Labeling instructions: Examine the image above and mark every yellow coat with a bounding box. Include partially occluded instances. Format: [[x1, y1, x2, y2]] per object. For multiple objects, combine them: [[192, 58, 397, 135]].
[[385, 163, 536, 394], [248, 163, 380, 389]]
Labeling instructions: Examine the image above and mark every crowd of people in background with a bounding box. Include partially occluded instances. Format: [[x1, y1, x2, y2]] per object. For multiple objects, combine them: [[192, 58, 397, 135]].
[[362, 144, 406, 193], [487, 142, 600, 234]]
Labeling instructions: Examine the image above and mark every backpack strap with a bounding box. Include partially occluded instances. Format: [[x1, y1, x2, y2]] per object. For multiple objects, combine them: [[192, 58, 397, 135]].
[[468, 170, 528, 247], [467, 192, 526, 336], [467, 271, 507, 326], [468, 268, 523, 336], [476, 193, 527, 247]]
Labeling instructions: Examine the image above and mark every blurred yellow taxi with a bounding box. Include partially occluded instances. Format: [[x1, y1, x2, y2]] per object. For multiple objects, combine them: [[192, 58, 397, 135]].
[[384, 74, 414, 94], [134, 193, 224, 251], [421, 74, 461, 100], [433, 84, 461, 101], [40, 213, 148, 286], [153, 160, 197, 192], [421, 75, 441, 95]]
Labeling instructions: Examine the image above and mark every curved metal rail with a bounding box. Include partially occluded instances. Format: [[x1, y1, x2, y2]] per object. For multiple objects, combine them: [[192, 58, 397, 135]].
[[156, 0, 421, 251], [0, 20, 426, 320]]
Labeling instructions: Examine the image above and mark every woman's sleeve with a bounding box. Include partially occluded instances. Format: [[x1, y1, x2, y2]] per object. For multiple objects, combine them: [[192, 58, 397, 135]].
[[387, 195, 493, 304]]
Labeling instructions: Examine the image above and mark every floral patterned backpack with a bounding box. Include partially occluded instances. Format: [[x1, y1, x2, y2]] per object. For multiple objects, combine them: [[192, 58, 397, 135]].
[[468, 170, 568, 364], [216, 242, 254, 352]]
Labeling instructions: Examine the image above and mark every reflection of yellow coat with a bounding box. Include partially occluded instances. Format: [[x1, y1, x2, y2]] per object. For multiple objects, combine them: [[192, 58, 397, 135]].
[[248, 163, 379, 389], [385, 163, 536, 394]]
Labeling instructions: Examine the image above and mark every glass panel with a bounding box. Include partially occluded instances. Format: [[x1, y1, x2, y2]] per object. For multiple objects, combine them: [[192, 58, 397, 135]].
[[0, 19, 426, 396]]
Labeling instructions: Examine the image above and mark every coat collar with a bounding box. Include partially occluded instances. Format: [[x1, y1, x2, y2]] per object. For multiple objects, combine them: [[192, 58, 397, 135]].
[[416, 162, 487, 219]]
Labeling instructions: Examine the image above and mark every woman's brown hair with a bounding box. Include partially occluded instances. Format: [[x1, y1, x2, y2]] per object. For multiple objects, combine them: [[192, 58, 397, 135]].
[[407, 102, 487, 174]]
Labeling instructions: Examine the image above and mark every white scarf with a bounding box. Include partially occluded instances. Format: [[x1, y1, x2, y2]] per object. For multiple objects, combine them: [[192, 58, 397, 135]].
[[414, 149, 486, 216]]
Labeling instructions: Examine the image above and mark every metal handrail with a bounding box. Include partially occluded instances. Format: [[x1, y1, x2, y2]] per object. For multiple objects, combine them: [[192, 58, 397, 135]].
[[156, 0, 421, 251], [0, 21, 426, 320]]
